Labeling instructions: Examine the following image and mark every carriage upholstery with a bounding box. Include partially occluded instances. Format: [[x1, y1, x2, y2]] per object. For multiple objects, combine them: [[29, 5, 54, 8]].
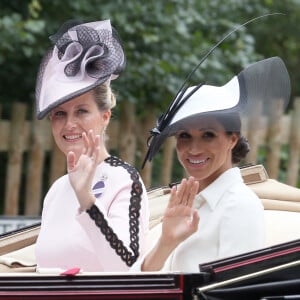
[[148, 165, 300, 247]]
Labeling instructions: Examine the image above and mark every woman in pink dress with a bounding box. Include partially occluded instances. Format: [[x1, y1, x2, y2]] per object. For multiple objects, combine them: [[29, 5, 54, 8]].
[[34, 19, 149, 272]]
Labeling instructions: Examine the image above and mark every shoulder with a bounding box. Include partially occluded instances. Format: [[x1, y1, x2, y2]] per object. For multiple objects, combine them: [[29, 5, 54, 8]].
[[100, 156, 146, 193], [96, 157, 148, 211], [222, 168, 260, 199], [226, 181, 263, 212], [104, 156, 138, 173], [103, 156, 141, 177], [47, 173, 70, 193], [42, 174, 73, 209]]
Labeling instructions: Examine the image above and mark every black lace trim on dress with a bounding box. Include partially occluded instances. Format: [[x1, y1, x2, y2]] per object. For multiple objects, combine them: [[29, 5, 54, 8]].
[[86, 156, 142, 267]]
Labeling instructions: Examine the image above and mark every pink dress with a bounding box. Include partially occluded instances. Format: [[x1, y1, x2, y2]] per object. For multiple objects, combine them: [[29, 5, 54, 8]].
[[35, 156, 149, 272]]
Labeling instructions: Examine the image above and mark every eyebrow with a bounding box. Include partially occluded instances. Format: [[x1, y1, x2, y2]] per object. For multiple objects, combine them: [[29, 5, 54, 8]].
[[199, 127, 217, 131], [177, 127, 214, 132], [53, 103, 90, 110]]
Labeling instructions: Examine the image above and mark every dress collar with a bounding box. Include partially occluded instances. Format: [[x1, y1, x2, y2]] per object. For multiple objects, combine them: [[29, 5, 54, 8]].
[[193, 167, 243, 210]]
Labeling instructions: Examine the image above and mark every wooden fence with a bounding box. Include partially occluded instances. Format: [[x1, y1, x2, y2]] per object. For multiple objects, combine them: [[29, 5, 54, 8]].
[[1, 98, 300, 217]]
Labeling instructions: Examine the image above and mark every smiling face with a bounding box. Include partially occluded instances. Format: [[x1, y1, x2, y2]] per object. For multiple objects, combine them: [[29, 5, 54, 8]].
[[175, 116, 238, 190], [49, 90, 111, 160]]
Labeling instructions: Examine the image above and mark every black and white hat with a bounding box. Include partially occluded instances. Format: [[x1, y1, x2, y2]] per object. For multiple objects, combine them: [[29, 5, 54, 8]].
[[143, 56, 291, 166]]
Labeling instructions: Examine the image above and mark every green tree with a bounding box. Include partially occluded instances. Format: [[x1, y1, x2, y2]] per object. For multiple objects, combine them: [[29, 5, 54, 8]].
[[0, 0, 270, 115], [0, 0, 299, 186]]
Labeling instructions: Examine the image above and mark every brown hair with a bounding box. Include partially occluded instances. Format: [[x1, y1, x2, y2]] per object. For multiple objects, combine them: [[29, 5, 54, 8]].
[[215, 113, 250, 164]]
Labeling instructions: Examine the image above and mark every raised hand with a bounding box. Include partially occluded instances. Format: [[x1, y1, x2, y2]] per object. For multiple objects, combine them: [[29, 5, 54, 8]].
[[141, 177, 200, 271], [161, 177, 200, 248], [67, 129, 100, 211]]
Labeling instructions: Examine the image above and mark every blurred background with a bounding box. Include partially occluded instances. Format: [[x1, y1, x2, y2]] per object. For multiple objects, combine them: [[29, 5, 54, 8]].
[[0, 0, 299, 226]]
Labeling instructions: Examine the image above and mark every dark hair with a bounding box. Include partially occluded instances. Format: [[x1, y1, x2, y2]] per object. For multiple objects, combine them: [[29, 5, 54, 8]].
[[215, 112, 250, 164], [231, 135, 250, 164]]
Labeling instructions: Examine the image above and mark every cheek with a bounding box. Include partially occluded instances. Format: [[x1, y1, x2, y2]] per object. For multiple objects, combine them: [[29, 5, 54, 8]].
[[51, 121, 61, 138], [51, 126, 63, 149], [215, 139, 233, 156], [176, 140, 184, 152], [82, 116, 101, 132], [176, 140, 188, 158], [176, 148, 184, 166]]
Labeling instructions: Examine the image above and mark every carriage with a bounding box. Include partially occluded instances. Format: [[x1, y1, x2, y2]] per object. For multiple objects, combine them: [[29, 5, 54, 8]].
[[0, 164, 299, 299]]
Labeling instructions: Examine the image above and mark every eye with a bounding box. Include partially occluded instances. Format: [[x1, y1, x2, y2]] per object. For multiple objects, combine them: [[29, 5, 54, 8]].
[[202, 130, 217, 139], [76, 108, 88, 115], [51, 110, 66, 118], [176, 131, 191, 139]]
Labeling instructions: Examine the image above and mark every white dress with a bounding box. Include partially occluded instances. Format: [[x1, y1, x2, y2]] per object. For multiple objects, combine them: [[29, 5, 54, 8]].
[[132, 167, 265, 272]]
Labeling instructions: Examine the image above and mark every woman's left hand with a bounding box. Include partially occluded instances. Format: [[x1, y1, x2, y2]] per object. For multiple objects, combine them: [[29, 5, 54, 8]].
[[67, 129, 100, 211], [161, 177, 200, 248], [141, 177, 200, 271]]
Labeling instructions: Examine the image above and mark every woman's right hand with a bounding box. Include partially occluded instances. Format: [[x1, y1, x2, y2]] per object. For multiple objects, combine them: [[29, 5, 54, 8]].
[[67, 129, 100, 212]]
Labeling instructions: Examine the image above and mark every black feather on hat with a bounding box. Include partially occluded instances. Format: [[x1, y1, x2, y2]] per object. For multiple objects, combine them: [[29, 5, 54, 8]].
[[142, 14, 291, 168]]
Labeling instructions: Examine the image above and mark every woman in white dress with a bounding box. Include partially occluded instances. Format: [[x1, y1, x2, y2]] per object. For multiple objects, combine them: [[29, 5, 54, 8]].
[[133, 56, 291, 272]]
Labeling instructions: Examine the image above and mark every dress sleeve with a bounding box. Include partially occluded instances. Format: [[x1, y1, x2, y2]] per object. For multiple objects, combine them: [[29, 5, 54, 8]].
[[76, 157, 149, 271]]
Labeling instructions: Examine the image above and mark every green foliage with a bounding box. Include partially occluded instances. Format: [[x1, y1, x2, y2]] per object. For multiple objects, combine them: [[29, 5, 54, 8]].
[[107, 0, 267, 116], [0, 0, 46, 116], [0, 0, 299, 187], [1, 0, 286, 115]]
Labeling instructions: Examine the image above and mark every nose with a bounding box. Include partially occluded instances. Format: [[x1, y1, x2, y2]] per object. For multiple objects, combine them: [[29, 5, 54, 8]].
[[189, 138, 202, 154], [64, 115, 77, 130]]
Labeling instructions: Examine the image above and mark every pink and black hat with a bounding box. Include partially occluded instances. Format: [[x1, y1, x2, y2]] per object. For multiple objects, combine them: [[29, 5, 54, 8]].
[[35, 19, 126, 119]]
